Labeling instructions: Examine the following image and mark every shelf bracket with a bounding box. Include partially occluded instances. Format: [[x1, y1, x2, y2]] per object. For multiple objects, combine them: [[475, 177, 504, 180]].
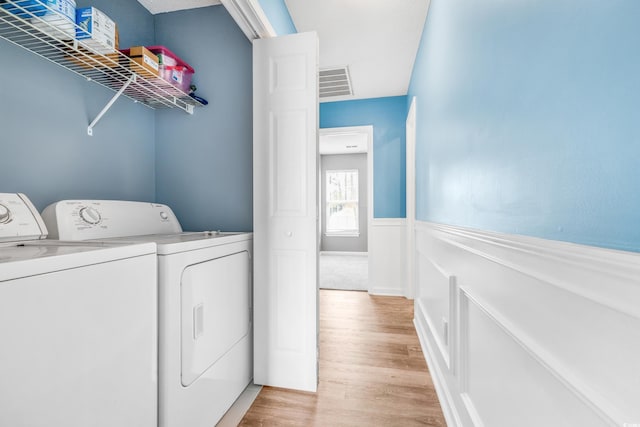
[[87, 74, 136, 136]]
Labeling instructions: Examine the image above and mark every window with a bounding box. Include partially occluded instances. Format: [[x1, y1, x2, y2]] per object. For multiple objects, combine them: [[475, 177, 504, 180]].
[[326, 169, 359, 236]]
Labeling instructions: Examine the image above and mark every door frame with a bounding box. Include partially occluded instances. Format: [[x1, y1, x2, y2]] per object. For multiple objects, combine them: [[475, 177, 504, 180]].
[[319, 125, 374, 260], [406, 97, 417, 299]]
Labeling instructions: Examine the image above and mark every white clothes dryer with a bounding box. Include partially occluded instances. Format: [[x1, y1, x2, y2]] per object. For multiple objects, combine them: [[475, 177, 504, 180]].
[[0, 193, 157, 427], [42, 199, 253, 427]]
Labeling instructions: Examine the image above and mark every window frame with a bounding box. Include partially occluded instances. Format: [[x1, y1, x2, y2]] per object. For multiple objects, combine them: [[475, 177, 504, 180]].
[[325, 169, 360, 237]]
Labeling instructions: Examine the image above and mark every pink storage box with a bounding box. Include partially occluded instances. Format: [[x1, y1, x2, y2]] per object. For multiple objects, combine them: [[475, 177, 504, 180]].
[[146, 45, 194, 93]]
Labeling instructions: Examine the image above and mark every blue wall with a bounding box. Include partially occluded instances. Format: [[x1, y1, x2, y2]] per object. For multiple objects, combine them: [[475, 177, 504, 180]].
[[320, 97, 407, 218], [258, 0, 297, 35], [408, 0, 640, 252], [0, 2, 253, 233], [154, 6, 253, 232], [0, 0, 156, 211]]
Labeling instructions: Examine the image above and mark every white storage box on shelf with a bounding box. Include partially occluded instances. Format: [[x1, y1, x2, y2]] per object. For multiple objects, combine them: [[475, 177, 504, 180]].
[[0, 193, 158, 427], [75, 6, 117, 54], [30, 0, 76, 39], [42, 199, 253, 427]]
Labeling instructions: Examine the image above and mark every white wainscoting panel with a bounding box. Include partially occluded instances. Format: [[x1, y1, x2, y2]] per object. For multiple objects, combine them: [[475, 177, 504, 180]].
[[415, 257, 456, 371], [414, 222, 640, 427], [368, 218, 406, 296]]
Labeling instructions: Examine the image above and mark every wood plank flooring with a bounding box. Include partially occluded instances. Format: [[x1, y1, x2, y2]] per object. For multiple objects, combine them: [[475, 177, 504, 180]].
[[239, 290, 446, 426]]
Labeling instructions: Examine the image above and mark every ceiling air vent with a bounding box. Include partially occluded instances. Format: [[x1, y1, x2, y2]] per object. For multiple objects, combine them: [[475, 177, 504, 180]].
[[319, 66, 353, 99]]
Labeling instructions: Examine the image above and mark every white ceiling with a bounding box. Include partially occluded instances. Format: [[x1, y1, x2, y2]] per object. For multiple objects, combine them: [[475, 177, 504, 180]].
[[136, 0, 429, 102], [286, 0, 430, 102], [136, 0, 220, 15]]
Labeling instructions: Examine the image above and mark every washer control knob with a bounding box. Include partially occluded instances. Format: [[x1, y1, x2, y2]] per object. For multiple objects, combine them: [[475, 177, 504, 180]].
[[0, 204, 11, 224], [79, 206, 101, 225], [160, 211, 169, 220]]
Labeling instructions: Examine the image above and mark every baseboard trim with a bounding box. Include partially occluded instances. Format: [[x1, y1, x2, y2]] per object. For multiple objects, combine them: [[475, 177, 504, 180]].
[[368, 287, 404, 296], [216, 383, 262, 426], [320, 251, 368, 257]]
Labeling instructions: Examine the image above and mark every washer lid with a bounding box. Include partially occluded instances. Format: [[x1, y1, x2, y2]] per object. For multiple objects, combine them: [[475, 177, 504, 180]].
[[0, 241, 156, 282], [0, 193, 47, 242]]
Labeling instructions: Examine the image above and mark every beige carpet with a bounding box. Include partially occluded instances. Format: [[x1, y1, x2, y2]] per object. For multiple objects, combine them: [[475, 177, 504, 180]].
[[319, 253, 368, 291]]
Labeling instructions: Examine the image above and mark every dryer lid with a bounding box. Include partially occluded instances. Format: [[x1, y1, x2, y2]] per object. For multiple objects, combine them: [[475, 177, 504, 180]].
[[41, 199, 182, 240], [95, 231, 252, 255]]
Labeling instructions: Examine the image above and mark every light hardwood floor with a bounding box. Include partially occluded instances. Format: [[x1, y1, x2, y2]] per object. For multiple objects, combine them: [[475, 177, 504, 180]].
[[239, 290, 446, 426]]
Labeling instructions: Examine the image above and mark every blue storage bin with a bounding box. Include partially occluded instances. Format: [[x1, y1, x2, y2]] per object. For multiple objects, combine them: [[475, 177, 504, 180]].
[[1, 0, 48, 18]]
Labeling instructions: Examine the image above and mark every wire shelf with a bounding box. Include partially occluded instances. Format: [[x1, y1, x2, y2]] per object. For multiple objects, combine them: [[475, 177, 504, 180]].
[[0, 0, 203, 114]]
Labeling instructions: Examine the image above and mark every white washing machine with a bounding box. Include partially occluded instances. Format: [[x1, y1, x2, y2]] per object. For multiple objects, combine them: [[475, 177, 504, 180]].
[[42, 199, 254, 427], [0, 193, 157, 427]]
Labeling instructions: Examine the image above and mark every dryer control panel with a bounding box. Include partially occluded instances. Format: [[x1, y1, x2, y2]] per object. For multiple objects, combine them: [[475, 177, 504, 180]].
[[0, 193, 48, 242], [41, 200, 182, 240]]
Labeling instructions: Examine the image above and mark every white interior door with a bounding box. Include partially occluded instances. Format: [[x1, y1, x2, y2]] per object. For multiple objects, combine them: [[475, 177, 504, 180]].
[[406, 97, 417, 299], [253, 32, 319, 392]]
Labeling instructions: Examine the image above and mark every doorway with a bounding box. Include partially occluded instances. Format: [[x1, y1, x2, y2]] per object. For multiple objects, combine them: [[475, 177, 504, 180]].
[[318, 126, 373, 292]]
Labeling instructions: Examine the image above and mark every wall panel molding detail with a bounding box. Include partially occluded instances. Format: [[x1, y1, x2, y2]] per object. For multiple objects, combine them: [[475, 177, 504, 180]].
[[415, 256, 456, 371], [416, 222, 640, 320], [368, 219, 406, 296], [414, 221, 640, 426], [457, 289, 616, 426], [414, 313, 466, 427]]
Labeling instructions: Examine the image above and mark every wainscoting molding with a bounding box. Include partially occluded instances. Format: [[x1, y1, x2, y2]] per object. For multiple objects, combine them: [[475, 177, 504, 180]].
[[414, 221, 640, 427], [368, 218, 406, 296]]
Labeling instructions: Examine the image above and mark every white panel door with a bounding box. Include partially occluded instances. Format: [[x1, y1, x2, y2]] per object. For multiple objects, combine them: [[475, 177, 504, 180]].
[[253, 32, 319, 392]]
